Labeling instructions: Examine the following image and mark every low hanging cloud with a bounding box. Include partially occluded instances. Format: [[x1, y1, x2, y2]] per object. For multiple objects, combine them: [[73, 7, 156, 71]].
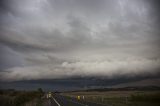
[[0, 58, 160, 81], [0, 0, 160, 81]]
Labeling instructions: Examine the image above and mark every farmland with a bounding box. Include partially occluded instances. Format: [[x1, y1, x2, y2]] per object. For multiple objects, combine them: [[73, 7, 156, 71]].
[[62, 88, 160, 106]]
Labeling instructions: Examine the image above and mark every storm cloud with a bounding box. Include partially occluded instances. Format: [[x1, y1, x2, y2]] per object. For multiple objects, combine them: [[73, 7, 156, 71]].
[[0, 0, 160, 81]]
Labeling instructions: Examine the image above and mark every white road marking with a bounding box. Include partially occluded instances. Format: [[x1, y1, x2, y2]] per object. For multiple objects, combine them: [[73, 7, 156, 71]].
[[52, 97, 61, 106]]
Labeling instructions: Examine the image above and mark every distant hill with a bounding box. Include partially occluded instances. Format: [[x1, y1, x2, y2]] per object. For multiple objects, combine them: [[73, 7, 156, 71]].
[[111, 78, 160, 88]]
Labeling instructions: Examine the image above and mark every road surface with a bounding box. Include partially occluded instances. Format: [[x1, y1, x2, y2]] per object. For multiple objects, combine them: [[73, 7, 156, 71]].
[[45, 93, 108, 106]]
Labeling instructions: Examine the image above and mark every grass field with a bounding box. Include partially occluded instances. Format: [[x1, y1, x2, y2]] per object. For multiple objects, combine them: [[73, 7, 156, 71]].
[[0, 89, 44, 106], [62, 90, 160, 106]]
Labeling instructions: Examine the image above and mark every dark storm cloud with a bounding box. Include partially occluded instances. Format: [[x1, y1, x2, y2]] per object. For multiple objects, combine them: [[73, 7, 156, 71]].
[[0, 0, 160, 81], [0, 0, 10, 13], [149, 0, 160, 19], [0, 43, 25, 69], [148, 0, 160, 32], [0, 35, 53, 52]]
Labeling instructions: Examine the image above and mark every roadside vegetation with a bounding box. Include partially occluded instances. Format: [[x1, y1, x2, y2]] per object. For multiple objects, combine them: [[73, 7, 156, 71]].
[[0, 88, 44, 106], [62, 90, 160, 106]]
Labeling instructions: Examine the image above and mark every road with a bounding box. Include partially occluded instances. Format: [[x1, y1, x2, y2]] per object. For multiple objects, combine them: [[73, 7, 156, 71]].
[[45, 93, 108, 106]]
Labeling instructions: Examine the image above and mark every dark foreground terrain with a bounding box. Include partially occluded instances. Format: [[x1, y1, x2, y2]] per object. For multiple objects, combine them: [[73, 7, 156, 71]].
[[0, 86, 160, 106], [62, 86, 160, 106], [0, 88, 44, 106]]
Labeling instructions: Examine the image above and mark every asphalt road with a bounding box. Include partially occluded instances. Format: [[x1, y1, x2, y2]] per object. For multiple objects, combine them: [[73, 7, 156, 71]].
[[46, 93, 108, 106]]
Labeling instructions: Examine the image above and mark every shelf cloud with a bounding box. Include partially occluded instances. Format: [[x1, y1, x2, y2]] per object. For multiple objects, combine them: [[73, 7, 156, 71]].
[[0, 0, 160, 81]]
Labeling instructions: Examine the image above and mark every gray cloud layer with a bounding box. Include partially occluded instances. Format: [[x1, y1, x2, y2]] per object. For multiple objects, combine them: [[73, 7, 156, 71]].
[[0, 0, 160, 81]]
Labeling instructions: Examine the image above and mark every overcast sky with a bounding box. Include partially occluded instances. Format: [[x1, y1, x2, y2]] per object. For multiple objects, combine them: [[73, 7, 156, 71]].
[[0, 0, 160, 81]]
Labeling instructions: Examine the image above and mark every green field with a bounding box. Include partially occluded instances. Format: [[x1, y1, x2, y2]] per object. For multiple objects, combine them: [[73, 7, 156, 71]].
[[62, 90, 160, 106]]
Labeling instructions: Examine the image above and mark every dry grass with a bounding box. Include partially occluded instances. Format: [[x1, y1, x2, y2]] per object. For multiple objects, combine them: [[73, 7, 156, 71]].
[[62, 90, 159, 98], [62, 91, 160, 106]]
